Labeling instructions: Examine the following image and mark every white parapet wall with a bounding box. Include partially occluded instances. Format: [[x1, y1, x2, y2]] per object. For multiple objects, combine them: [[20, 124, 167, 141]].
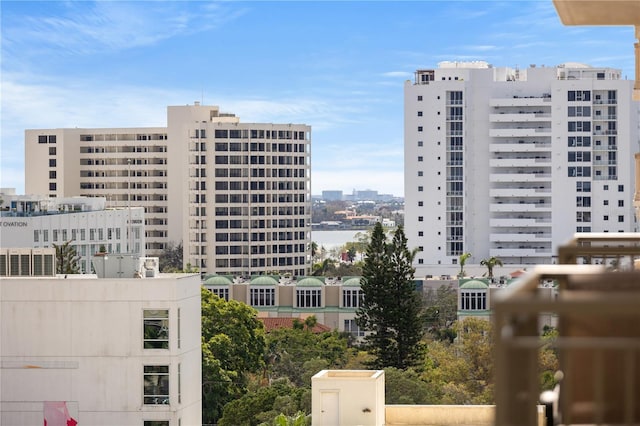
[[312, 370, 385, 426]]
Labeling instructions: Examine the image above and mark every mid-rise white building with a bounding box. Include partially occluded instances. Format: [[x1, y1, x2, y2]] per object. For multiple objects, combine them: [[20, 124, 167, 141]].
[[25, 103, 312, 276], [0, 253, 202, 426], [404, 62, 639, 274], [0, 194, 144, 273]]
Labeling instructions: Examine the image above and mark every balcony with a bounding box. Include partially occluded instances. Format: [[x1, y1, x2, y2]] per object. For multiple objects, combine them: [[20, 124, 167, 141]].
[[490, 128, 552, 138], [495, 232, 640, 425]]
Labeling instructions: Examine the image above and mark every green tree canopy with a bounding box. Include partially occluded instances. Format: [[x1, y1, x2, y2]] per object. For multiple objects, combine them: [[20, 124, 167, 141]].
[[218, 379, 310, 426], [201, 288, 266, 424], [422, 318, 494, 404], [458, 252, 472, 278], [423, 284, 458, 342], [265, 326, 348, 386], [480, 256, 503, 280], [53, 240, 80, 274], [356, 223, 424, 369], [158, 241, 183, 272]]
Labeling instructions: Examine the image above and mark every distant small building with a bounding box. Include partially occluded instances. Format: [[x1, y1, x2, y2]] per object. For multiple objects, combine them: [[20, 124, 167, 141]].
[[322, 190, 344, 201]]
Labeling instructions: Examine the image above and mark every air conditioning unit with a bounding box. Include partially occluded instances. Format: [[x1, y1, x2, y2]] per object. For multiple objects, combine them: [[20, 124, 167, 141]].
[[139, 257, 159, 278]]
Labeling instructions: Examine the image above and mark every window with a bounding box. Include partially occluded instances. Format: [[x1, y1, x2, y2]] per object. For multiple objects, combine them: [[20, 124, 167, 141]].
[[568, 121, 591, 132], [417, 156, 423, 162], [209, 287, 229, 301], [418, 231, 424, 236], [577, 212, 592, 222], [418, 186, 423, 192], [417, 95, 423, 101], [144, 309, 169, 349], [568, 106, 591, 117], [38, 135, 47, 144], [418, 201, 423, 206], [250, 287, 275, 306], [49, 159, 56, 167], [49, 183, 56, 191], [568, 151, 591, 162], [417, 141, 423, 147], [568, 166, 591, 177], [418, 126, 423, 132], [418, 171, 423, 177], [576, 197, 591, 207], [48, 135, 56, 143], [144, 421, 169, 426], [49, 171, 56, 179], [296, 288, 322, 308], [342, 288, 362, 308], [418, 216, 424, 222], [618, 215, 624, 222], [144, 365, 169, 405], [417, 111, 423, 117], [460, 290, 487, 310], [618, 185, 624, 192], [576, 181, 591, 192], [344, 319, 365, 337], [568, 90, 591, 101], [604, 200, 609, 206], [619, 200, 624, 207], [49, 147, 56, 155]]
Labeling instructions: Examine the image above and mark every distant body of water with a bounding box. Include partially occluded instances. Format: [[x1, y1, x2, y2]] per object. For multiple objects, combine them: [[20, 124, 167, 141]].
[[312, 230, 364, 251]]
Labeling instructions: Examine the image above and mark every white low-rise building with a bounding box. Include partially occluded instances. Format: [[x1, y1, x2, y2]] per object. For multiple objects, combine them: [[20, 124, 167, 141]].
[[0, 193, 144, 273], [0, 252, 202, 426]]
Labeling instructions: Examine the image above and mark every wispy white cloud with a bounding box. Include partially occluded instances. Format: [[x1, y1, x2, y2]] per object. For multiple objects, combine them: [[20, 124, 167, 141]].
[[382, 71, 412, 78], [2, 2, 246, 57]]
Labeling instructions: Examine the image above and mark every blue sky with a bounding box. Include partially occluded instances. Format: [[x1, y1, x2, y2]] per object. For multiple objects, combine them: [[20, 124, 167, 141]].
[[1, 1, 636, 197]]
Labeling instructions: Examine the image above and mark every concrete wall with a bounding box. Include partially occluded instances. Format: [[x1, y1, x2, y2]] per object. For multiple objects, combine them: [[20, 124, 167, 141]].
[[0, 273, 202, 426], [312, 370, 385, 426]]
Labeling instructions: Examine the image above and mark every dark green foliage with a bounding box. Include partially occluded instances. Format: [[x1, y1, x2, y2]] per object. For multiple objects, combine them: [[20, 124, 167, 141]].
[[423, 284, 458, 342], [158, 241, 183, 272], [218, 379, 310, 426], [201, 288, 266, 424], [53, 240, 80, 274], [384, 367, 439, 404], [265, 326, 348, 386], [356, 223, 424, 369]]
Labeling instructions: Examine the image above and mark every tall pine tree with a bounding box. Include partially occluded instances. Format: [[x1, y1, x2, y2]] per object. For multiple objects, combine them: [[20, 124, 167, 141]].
[[356, 223, 424, 369]]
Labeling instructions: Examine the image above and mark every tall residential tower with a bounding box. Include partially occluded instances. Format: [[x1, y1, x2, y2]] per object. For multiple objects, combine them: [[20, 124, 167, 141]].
[[404, 62, 639, 274], [25, 103, 312, 276]]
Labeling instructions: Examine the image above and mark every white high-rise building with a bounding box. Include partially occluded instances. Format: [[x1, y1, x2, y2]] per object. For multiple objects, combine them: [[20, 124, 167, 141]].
[[404, 62, 639, 274], [25, 103, 312, 276]]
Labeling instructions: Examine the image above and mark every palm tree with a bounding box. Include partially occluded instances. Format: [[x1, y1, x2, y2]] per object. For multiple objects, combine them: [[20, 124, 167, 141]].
[[458, 252, 472, 278], [53, 240, 80, 274], [480, 256, 503, 280]]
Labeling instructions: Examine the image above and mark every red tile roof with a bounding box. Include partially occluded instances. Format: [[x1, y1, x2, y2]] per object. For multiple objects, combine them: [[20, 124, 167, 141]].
[[259, 317, 332, 333]]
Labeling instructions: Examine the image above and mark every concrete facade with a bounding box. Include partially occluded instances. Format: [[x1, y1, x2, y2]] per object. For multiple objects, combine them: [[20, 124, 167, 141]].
[[204, 275, 364, 336], [404, 62, 639, 276], [0, 270, 202, 426], [24, 103, 312, 276], [0, 194, 144, 273]]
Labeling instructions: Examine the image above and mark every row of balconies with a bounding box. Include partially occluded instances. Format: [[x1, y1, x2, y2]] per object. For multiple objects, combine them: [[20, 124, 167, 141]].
[[489, 112, 551, 122], [489, 96, 551, 107], [490, 217, 552, 227], [489, 187, 551, 197], [489, 128, 552, 137], [489, 142, 552, 152]]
